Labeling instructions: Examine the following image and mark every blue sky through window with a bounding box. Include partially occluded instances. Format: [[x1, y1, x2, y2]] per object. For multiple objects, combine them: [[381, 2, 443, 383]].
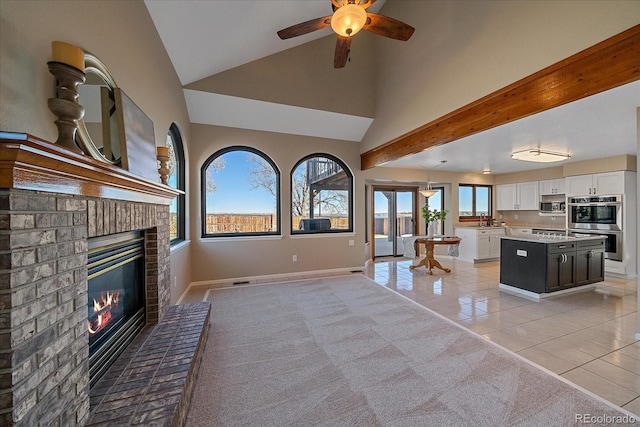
[[459, 186, 473, 213], [205, 151, 276, 214]]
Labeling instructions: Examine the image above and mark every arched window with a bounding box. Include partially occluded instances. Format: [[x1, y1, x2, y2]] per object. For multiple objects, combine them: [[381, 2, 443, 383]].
[[166, 123, 185, 244], [201, 146, 280, 237], [291, 154, 353, 234]]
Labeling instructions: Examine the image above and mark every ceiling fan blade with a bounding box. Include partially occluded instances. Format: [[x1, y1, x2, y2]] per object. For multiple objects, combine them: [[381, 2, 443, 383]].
[[363, 13, 415, 41], [277, 16, 332, 39], [334, 35, 352, 68]]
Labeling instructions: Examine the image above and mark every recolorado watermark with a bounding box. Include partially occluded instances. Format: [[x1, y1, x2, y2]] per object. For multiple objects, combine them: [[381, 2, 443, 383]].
[[575, 413, 637, 424]]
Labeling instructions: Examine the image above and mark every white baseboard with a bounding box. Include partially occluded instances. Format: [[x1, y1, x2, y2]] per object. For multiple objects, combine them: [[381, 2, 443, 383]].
[[498, 283, 597, 300], [176, 266, 366, 303]]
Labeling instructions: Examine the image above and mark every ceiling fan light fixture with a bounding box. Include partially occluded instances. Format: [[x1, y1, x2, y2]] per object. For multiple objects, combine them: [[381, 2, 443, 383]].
[[511, 149, 571, 163], [331, 3, 367, 37]]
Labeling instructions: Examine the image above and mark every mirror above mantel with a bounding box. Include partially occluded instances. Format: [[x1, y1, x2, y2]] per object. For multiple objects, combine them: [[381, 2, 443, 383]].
[[76, 52, 122, 165]]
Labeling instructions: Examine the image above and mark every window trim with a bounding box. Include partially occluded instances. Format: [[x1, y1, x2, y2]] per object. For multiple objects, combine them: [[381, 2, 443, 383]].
[[458, 183, 493, 220], [290, 153, 354, 235], [200, 146, 281, 238], [424, 186, 445, 234], [167, 123, 185, 245]]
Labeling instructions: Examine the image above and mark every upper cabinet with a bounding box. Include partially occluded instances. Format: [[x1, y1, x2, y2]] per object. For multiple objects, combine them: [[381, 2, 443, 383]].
[[496, 181, 539, 210], [566, 172, 625, 196], [539, 178, 566, 195]]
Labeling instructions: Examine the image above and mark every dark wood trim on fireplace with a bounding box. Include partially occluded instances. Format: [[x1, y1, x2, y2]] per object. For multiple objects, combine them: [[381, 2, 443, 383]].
[[0, 132, 182, 204], [360, 24, 640, 170]]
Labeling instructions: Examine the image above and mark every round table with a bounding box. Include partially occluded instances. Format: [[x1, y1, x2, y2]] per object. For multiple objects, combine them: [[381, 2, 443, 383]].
[[409, 236, 462, 275]]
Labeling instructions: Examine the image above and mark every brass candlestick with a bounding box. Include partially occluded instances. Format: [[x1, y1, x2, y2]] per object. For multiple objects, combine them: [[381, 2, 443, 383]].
[[157, 147, 170, 185], [47, 61, 86, 154]]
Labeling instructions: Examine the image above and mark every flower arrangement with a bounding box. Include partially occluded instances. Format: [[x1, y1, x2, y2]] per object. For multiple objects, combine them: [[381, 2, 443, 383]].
[[421, 206, 448, 224]]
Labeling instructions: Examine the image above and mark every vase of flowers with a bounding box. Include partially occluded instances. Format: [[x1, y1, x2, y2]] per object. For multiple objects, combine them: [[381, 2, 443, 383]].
[[421, 206, 448, 237]]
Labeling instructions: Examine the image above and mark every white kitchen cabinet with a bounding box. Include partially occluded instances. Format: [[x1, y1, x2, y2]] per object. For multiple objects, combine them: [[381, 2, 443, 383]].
[[508, 227, 533, 237], [518, 181, 539, 210], [496, 184, 516, 211], [566, 171, 624, 196], [539, 178, 566, 195], [455, 227, 505, 263], [594, 172, 625, 195], [496, 181, 539, 210]]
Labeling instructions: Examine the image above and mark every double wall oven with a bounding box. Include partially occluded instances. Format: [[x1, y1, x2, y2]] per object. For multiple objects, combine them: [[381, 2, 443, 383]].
[[568, 195, 623, 261]]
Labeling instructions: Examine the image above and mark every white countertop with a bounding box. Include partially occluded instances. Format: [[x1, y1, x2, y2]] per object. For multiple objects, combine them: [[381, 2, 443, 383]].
[[500, 235, 606, 244], [455, 226, 505, 230]]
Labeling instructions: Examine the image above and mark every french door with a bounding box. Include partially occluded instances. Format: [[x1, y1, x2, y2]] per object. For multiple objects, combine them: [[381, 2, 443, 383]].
[[373, 187, 417, 257]]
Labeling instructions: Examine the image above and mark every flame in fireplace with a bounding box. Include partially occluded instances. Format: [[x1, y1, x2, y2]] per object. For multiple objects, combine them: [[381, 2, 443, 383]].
[[88, 291, 120, 335]]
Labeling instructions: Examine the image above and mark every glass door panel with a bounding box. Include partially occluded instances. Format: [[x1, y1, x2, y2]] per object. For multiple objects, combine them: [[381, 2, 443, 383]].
[[374, 189, 416, 257]]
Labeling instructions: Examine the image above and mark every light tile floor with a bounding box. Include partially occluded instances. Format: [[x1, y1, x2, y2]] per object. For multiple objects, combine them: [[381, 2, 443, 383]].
[[182, 256, 639, 416], [365, 256, 640, 416]]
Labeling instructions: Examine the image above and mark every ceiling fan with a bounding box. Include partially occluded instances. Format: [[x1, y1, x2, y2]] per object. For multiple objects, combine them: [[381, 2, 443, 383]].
[[277, 0, 415, 68]]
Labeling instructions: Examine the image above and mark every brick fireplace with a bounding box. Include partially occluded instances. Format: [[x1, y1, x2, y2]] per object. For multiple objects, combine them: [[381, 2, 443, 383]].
[[0, 133, 180, 425]]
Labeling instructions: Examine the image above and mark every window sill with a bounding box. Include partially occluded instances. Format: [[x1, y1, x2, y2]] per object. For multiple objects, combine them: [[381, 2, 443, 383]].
[[199, 235, 284, 243], [170, 239, 190, 253], [291, 232, 356, 239]]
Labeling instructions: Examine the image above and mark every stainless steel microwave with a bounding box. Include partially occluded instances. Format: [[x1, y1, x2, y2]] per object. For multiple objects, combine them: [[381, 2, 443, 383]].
[[540, 201, 565, 213]]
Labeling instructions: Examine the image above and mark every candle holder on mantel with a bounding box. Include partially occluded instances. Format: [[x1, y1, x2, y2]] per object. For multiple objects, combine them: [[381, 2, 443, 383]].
[[47, 61, 86, 154], [157, 146, 170, 185]]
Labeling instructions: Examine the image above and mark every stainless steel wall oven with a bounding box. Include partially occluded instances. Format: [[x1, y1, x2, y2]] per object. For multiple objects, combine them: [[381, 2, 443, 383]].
[[570, 230, 622, 261], [568, 195, 622, 231], [568, 195, 623, 261]]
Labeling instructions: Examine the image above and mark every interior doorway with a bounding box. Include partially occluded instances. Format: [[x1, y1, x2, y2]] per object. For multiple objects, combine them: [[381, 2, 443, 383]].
[[373, 187, 418, 257]]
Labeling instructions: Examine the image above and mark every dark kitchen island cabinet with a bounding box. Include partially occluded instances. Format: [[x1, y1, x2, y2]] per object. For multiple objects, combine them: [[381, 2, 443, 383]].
[[499, 235, 606, 297]]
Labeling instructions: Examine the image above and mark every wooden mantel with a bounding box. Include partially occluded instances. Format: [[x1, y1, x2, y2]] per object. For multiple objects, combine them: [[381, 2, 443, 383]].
[[360, 24, 640, 170], [0, 132, 181, 204]]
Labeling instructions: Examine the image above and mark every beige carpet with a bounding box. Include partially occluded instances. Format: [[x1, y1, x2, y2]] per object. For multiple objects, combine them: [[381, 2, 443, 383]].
[[186, 275, 637, 426]]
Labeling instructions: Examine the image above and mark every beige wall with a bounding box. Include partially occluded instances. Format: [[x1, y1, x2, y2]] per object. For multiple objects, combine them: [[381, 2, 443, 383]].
[[494, 166, 565, 186], [170, 243, 191, 304], [493, 156, 638, 185], [188, 124, 364, 282], [186, 33, 377, 118], [563, 155, 638, 176], [362, 0, 640, 153], [363, 167, 495, 241], [0, 0, 193, 302], [636, 108, 640, 339]]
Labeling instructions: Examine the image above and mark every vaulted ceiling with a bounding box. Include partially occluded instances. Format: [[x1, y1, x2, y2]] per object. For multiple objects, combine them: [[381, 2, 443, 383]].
[[144, 1, 639, 174]]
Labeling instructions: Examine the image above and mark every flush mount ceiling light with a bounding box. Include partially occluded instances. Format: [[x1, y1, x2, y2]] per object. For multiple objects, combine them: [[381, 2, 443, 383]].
[[511, 149, 571, 163], [420, 160, 447, 197], [482, 168, 492, 175]]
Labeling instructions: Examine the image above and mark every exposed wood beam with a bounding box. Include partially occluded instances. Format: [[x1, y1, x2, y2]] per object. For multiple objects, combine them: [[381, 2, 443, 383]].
[[361, 24, 640, 170]]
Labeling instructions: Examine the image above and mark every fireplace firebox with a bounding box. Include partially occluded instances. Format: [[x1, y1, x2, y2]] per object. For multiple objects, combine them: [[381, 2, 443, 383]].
[[88, 231, 146, 388]]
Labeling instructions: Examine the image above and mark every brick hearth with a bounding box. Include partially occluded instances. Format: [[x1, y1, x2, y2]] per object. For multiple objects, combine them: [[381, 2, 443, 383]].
[[88, 302, 210, 426], [0, 134, 183, 426]]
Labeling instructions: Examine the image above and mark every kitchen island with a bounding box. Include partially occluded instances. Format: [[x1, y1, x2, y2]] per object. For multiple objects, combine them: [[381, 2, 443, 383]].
[[499, 234, 606, 299]]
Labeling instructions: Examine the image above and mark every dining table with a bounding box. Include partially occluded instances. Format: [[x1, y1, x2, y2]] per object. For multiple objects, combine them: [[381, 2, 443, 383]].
[[409, 236, 462, 275]]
